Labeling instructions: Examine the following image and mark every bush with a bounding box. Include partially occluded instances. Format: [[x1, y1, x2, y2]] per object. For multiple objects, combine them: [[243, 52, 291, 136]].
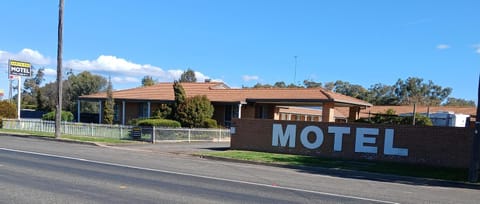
[[127, 118, 141, 125], [400, 114, 433, 126], [176, 95, 214, 128], [42, 111, 74, 122], [23, 104, 37, 110], [0, 101, 17, 128], [0, 101, 17, 119], [202, 118, 218, 128], [136, 118, 181, 128]]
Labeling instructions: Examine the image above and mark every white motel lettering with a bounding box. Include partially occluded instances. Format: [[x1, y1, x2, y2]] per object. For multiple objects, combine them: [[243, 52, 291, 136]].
[[272, 124, 408, 156], [10, 67, 31, 74]]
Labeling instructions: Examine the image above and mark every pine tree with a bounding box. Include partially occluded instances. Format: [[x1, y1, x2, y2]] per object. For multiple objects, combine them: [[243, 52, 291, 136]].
[[103, 77, 115, 124]]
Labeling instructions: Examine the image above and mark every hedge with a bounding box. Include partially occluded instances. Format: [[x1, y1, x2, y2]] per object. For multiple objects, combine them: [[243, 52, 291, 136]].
[[136, 118, 181, 128], [202, 118, 218, 128], [42, 111, 74, 122]]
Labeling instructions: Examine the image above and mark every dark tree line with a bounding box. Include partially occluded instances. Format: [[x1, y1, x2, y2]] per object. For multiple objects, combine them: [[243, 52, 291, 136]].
[[247, 77, 475, 106]]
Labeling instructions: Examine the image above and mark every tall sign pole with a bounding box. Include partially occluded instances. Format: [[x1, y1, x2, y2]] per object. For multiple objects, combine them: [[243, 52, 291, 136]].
[[55, 0, 64, 138], [468, 74, 480, 182], [17, 76, 21, 119], [8, 60, 32, 120]]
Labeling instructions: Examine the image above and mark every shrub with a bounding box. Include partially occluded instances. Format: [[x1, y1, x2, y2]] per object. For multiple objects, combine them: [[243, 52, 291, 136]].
[[202, 118, 218, 128], [152, 104, 172, 119], [23, 104, 37, 110], [176, 95, 214, 128], [136, 118, 181, 128], [0, 101, 17, 119], [42, 111, 74, 122], [400, 114, 433, 126]]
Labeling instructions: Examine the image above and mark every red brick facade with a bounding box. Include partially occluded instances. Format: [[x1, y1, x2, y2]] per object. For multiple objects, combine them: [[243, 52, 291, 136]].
[[230, 118, 475, 168]]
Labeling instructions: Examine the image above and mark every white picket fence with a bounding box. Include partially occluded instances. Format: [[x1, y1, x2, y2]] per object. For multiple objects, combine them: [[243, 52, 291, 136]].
[[1, 119, 231, 142], [2, 119, 132, 139]]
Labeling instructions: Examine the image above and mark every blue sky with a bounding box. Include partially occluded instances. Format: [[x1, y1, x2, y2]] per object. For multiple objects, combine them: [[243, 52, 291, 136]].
[[1, 0, 479, 103]]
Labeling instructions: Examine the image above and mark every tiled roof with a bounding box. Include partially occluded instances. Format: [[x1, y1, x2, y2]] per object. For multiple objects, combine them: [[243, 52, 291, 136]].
[[334, 105, 477, 118], [278, 106, 347, 118], [80, 82, 372, 107]]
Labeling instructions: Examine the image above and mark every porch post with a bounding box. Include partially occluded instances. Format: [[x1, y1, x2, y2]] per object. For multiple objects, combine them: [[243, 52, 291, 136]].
[[122, 100, 126, 125], [77, 100, 80, 122], [147, 101, 151, 118], [98, 99, 102, 124], [348, 106, 361, 122], [238, 104, 242, 118], [322, 102, 335, 122]]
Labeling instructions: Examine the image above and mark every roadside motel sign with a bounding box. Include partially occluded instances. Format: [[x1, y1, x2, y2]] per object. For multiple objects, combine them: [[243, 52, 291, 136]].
[[8, 60, 32, 77]]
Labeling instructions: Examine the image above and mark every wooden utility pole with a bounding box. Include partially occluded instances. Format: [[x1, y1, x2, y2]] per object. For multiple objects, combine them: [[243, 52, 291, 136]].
[[55, 0, 64, 138], [468, 75, 480, 182]]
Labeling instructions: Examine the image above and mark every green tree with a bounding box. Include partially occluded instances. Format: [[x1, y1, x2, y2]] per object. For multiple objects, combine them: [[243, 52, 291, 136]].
[[172, 81, 187, 121], [273, 81, 287, 88], [22, 67, 45, 109], [38, 81, 58, 112], [323, 82, 335, 91], [103, 77, 114, 124], [179, 69, 197, 82], [327, 80, 369, 101], [393, 77, 451, 105], [141, 75, 156, 87], [443, 97, 476, 107], [303, 80, 322, 88], [177, 95, 214, 128], [63, 71, 107, 112], [286, 83, 303, 88], [368, 83, 398, 105], [253, 83, 272, 88], [35, 87, 46, 110]]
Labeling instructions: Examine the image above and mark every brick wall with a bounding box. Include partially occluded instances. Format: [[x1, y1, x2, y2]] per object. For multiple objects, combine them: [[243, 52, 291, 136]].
[[230, 118, 475, 168]]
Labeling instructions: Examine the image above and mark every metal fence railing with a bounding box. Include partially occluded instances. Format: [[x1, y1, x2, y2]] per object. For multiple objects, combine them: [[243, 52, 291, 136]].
[[1, 119, 231, 142], [140, 127, 231, 143]]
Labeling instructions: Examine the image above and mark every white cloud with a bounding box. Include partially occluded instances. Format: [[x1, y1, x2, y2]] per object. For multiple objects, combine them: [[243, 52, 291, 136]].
[[0, 48, 51, 65], [65, 55, 212, 82], [112, 76, 140, 83], [436, 44, 450, 50], [1, 49, 218, 85], [474, 44, 480, 55], [242, 75, 259, 82], [43, 68, 57, 76]]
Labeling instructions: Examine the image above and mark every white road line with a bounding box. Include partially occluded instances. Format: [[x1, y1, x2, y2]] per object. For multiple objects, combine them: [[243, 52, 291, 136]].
[[0, 147, 399, 204]]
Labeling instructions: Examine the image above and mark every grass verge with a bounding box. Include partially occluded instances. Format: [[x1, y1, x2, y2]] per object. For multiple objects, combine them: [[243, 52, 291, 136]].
[[0, 129, 133, 144], [201, 150, 468, 182]]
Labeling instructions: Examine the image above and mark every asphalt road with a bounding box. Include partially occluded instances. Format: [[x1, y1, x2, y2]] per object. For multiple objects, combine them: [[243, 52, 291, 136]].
[[1, 135, 479, 204]]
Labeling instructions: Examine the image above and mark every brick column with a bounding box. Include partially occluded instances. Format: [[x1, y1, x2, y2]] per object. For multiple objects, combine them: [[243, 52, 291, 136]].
[[322, 102, 335, 122], [348, 106, 361, 122]]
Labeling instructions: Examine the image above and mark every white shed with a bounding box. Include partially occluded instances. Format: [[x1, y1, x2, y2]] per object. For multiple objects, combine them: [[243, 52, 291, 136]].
[[428, 111, 469, 127]]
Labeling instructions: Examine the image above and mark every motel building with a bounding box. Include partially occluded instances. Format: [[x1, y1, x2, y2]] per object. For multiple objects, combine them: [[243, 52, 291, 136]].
[[78, 82, 372, 126]]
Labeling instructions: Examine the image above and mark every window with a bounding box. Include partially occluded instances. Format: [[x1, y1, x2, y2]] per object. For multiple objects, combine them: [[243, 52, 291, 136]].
[[138, 102, 149, 118], [113, 104, 119, 122]]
